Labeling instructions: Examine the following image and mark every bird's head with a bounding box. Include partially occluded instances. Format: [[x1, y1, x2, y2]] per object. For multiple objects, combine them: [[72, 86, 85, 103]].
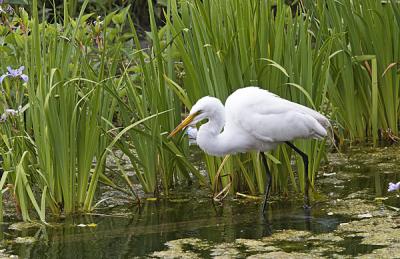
[[168, 96, 223, 138]]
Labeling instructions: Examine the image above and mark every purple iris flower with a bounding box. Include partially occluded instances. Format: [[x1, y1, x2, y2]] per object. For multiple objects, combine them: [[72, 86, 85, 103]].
[[185, 126, 198, 145], [186, 126, 197, 139], [388, 182, 400, 192], [0, 66, 29, 84], [0, 107, 21, 123]]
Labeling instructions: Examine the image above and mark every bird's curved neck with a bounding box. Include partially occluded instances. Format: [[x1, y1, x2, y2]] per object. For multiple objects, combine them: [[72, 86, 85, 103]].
[[197, 108, 233, 156]]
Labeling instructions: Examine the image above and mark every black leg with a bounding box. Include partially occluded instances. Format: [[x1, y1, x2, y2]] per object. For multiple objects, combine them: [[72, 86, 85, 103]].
[[261, 152, 272, 214], [285, 141, 311, 209]]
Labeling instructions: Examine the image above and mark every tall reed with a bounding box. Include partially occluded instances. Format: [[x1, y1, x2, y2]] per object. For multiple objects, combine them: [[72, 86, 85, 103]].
[[1, 0, 399, 221], [108, 0, 206, 196], [0, 0, 154, 220], [305, 0, 400, 144], [165, 0, 332, 196]]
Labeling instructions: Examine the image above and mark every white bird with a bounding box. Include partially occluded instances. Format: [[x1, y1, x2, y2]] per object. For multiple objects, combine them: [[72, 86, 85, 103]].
[[169, 86, 330, 213]]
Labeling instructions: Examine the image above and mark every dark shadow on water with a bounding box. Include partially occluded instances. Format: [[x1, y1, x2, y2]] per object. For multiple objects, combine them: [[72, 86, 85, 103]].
[[336, 236, 386, 257]]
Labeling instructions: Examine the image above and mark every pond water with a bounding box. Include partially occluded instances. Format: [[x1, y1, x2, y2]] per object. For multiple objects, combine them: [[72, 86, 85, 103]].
[[1, 145, 400, 258]]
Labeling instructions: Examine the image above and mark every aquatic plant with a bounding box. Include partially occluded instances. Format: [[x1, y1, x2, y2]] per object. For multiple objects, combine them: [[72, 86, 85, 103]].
[[108, 0, 205, 195], [0, 107, 21, 122], [0, 0, 399, 222], [164, 0, 400, 196], [0, 0, 206, 221], [0, 66, 28, 84], [165, 0, 330, 196], [0, 1, 147, 220], [304, 0, 400, 144]]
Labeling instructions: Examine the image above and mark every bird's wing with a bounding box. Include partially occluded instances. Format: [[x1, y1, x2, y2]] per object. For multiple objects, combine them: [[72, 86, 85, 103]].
[[225, 87, 328, 142], [238, 110, 327, 142]]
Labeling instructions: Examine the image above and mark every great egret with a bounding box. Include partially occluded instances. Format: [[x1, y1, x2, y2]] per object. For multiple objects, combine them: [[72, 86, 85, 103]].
[[169, 86, 330, 213]]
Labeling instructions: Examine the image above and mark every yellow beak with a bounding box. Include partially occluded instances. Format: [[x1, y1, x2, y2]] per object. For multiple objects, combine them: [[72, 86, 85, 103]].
[[168, 112, 199, 138]]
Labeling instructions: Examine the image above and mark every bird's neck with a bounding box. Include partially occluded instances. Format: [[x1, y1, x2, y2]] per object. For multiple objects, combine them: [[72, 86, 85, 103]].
[[197, 109, 232, 156]]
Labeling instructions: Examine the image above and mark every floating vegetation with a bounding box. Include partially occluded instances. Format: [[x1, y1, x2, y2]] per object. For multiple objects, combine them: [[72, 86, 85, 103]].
[[148, 147, 400, 258], [14, 236, 36, 244], [151, 196, 399, 258], [8, 222, 40, 231], [151, 238, 208, 259], [0, 147, 397, 257]]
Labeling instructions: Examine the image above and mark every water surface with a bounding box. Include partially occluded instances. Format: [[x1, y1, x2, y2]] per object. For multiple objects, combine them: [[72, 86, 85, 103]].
[[2, 145, 400, 258]]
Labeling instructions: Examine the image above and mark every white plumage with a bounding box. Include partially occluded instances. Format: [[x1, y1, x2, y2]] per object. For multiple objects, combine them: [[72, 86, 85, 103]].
[[169, 86, 330, 212], [172, 86, 329, 156]]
